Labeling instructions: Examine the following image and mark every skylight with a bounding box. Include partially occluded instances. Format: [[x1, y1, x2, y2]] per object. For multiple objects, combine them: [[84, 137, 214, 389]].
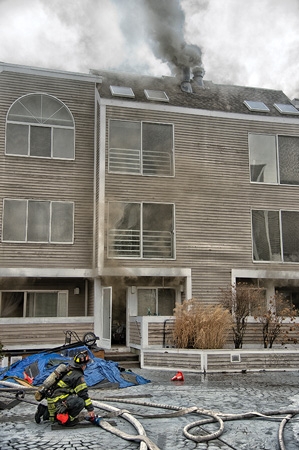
[[110, 85, 135, 98], [243, 100, 270, 112], [274, 103, 299, 115], [144, 89, 169, 102]]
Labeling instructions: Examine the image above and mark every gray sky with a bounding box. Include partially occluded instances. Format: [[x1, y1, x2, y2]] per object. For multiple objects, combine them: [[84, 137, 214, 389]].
[[0, 0, 298, 99]]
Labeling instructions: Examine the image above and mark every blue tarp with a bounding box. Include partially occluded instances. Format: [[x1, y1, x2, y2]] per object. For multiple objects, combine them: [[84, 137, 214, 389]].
[[0, 346, 150, 389]]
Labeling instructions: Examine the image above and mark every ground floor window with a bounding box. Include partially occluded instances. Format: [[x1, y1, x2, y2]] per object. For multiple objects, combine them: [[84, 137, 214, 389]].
[[0, 291, 68, 318], [137, 288, 176, 315]]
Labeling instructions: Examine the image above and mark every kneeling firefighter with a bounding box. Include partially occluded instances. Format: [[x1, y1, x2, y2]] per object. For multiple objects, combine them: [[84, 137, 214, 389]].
[[35, 350, 95, 426]]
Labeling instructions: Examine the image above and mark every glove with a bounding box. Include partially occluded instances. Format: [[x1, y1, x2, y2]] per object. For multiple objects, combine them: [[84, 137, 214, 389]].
[[56, 403, 67, 415]]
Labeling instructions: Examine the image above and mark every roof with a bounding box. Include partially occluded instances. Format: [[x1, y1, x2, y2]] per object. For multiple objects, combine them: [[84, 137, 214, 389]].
[[94, 69, 298, 118]]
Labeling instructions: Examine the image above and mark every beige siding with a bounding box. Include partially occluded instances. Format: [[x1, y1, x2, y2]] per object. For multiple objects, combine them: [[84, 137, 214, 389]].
[[0, 71, 95, 268], [0, 321, 94, 347], [143, 351, 202, 370], [104, 105, 299, 303], [129, 320, 141, 346]]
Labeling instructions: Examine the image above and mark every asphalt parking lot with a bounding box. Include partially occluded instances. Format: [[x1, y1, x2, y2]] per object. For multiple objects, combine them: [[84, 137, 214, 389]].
[[1, 368, 299, 450]]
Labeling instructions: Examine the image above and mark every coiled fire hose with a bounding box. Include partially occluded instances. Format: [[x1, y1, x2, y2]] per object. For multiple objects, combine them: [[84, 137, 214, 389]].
[[1, 380, 299, 450]]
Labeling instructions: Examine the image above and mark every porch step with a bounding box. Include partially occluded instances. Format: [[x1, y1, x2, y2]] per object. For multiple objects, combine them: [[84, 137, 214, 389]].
[[104, 351, 140, 369]]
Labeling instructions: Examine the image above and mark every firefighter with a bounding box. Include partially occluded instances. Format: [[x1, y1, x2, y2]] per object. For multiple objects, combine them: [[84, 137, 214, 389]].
[[35, 350, 95, 426]]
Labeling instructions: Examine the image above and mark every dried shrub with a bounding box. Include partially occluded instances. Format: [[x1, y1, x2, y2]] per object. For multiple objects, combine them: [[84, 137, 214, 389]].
[[173, 299, 232, 349], [219, 282, 266, 349], [254, 293, 299, 348]]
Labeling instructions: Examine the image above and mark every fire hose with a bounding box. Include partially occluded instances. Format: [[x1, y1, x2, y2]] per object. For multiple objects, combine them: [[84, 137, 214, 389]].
[[1, 380, 299, 450]]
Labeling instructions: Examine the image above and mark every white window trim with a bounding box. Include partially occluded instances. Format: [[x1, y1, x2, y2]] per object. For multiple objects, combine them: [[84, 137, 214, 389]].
[[249, 132, 299, 186], [137, 286, 176, 315], [5, 93, 75, 160], [107, 201, 176, 260], [108, 118, 175, 177], [251, 208, 299, 264], [0, 290, 69, 318], [2, 198, 75, 244]]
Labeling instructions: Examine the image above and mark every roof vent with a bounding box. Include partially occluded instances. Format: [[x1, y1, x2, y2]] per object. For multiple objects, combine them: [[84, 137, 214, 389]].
[[193, 66, 205, 88], [180, 66, 193, 93]]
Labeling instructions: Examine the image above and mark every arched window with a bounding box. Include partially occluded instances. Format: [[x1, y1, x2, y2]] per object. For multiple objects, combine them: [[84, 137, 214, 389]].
[[6, 93, 75, 159]]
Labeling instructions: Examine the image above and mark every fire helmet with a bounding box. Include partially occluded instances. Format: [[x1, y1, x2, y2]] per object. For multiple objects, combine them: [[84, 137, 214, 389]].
[[72, 350, 90, 368]]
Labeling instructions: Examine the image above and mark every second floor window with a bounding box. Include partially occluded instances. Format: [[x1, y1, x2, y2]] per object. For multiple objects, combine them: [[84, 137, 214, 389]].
[[108, 201, 174, 259], [249, 133, 299, 185], [252, 209, 299, 262], [2, 199, 74, 244], [109, 119, 174, 176], [6, 93, 75, 160]]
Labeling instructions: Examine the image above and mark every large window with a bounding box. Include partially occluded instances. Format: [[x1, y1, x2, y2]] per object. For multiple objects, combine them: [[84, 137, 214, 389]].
[[109, 119, 174, 176], [6, 93, 75, 159], [0, 291, 68, 317], [2, 199, 74, 243], [249, 133, 299, 185], [252, 209, 299, 262], [108, 202, 174, 259], [137, 288, 176, 316]]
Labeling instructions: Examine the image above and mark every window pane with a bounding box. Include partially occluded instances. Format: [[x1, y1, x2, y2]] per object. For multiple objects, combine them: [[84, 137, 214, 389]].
[[1, 292, 24, 317], [143, 203, 174, 258], [249, 134, 278, 183], [142, 123, 173, 176], [108, 202, 140, 257], [53, 128, 74, 159], [138, 289, 156, 315], [109, 120, 141, 174], [7, 100, 39, 123], [6, 123, 28, 155], [281, 211, 299, 262], [3, 199, 27, 241], [57, 292, 68, 317], [252, 210, 281, 261], [27, 201, 50, 242], [30, 126, 51, 157], [42, 95, 73, 126], [27, 292, 57, 317], [21, 94, 42, 122], [51, 202, 73, 243], [110, 120, 140, 149], [158, 288, 175, 315], [278, 136, 299, 185]]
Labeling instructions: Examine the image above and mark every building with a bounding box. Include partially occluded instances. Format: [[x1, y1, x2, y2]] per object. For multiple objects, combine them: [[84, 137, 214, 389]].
[[1, 61, 299, 355]]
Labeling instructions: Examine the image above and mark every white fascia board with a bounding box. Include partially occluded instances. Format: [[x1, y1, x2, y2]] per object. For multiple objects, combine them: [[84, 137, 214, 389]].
[[232, 268, 299, 282], [0, 317, 94, 325], [0, 62, 102, 84], [98, 97, 299, 125], [101, 267, 192, 277], [0, 268, 95, 278]]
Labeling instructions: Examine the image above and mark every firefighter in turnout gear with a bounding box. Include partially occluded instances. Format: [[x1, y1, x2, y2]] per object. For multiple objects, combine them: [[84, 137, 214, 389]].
[[35, 350, 95, 426]]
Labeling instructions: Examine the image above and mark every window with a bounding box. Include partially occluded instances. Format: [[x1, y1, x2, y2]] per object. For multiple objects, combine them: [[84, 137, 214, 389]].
[[108, 202, 174, 259], [0, 291, 68, 318], [243, 100, 270, 112], [110, 85, 135, 98], [144, 89, 169, 102], [274, 103, 299, 115], [252, 209, 299, 262], [2, 199, 74, 243], [109, 119, 174, 176], [249, 133, 299, 185], [6, 93, 75, 159], [137, 288, 176, 315]]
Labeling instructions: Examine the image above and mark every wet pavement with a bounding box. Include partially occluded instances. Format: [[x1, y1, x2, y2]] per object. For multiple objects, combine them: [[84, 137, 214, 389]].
[[1, 368, 299, 449]]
